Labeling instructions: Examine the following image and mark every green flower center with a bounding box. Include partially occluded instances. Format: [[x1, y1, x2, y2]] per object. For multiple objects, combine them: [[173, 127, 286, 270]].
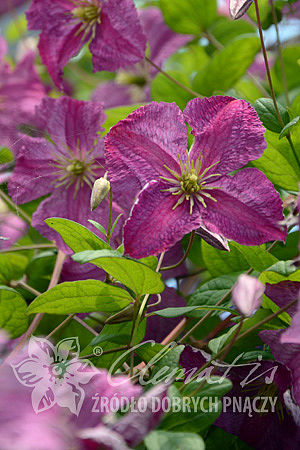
[[160, 150, 221, 214], [71, 1, 101, 39], [50, 147, 103, 198]]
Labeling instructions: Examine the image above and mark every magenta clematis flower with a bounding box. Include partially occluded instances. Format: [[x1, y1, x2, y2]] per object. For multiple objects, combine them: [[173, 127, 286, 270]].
[[0, 206, 27, 249], [92, 7, 192, 109], [105, 97, 286, 258], [8, 96, 123, 252], [26, 0, 147, 90], [281, 299, 300, 345]]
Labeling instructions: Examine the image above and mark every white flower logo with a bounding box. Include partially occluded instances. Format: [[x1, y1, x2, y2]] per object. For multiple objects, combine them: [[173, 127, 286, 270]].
[[11, 336, 96, 415]]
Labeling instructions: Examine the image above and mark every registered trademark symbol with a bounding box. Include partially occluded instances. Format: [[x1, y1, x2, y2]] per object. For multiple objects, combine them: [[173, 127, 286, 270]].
[[93, 346, 103, 356]]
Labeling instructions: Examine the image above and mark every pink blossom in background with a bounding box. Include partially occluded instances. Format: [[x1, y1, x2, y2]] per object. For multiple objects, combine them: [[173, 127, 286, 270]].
[[282, 0, 300, 19], [105, 97, 286, 258], [8, 96, 124, 252], [0, 206, 27, 249], [0, 0, 28, 16], [92, 7, 192, 109], [26, 0, 147, 90]]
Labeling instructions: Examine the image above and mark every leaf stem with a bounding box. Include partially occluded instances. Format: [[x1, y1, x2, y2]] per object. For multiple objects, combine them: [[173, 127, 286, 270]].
[[0, 243, 56, 253], [106, 188, 113, 244], [160, 231, 195, 272], [0, 189, 31, 225], [145, 56, 202, 98]]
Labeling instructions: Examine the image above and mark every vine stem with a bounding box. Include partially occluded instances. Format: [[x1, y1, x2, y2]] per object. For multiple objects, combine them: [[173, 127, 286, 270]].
[[269, 0, 290, 106], [0, 189, 31, 225], [1, 250, 66, 367], [253, 0, 300, 168], [106, 188, 113, 244], [0, 244, 56, 253], [145, 56, 202, 98], [160, 231, 195, 272]]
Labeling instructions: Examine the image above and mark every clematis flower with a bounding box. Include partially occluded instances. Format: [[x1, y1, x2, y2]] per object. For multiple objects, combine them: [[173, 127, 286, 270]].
[[92, 7, 192, 108], [232, 274, 264, 317], [282, 0, 300, 19], [281, 299, 300, 344], [0, 38, 46, 149], [105, 97, 286, 258], [26, 0, 147, 90], [8, 96, 123, 252]]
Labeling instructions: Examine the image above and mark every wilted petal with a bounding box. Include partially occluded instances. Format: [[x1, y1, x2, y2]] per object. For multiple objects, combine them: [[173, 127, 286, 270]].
[[201, 168, 286, 245], [184, 96, 266, 176], [105, 102, 188, 187], [195, 225, 230, 251], [232, 274, 264, 316], [229, 0, 253, 19], [124, 180, 203, 258], [90, 0, 146, 72]]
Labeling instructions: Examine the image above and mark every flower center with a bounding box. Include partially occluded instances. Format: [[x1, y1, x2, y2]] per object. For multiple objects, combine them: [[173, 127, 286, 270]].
[[50, 146, 103, 198], [160, 150, 221, 214], [71, 1, 101, 39]]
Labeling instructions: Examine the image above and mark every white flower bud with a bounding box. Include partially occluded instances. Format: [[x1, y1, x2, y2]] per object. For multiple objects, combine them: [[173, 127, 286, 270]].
[[90, 173, 110, 211], [229, 0, 253, 20], [232, 274, 264, 316]]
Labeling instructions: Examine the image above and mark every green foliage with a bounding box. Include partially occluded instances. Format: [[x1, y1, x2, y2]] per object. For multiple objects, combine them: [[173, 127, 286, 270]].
[[145, 431, 205, 450], [26, 280, 133, 314], [0, 253, 28, 284], [0, 286, 28, 338], [254, 98, 290, 133], [72, 249, 164, 295]]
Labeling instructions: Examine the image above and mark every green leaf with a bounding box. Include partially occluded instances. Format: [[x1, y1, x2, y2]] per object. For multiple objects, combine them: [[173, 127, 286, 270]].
[[145, 431, 205, 450], [91, 333, 131, 346], [254, 98, 290, 133], [26, 280, 132, 314], [209, 17, 255, 47], [159, 0, 217, 34], [88, 220, 107, 237], [45, 218, 110, 252], [259, 261, 300, 284], [0, 286, 28, 338], [231, 242, 278, 272], [151, 305, 239, 318], [72, 250, 165, 295], [201, 241, 249, 278], [135, 341, 168, 363], [279, 116, 300, 139], [252, 129, 300, 190], [272, 45, 300, 92], [151, 345, 185, 382], [0, 147, 13, 164], [192, 36, 260, 95], [102, 105, 144, 136], [0, 253, 28, 284], [187, 275, 239, 318]]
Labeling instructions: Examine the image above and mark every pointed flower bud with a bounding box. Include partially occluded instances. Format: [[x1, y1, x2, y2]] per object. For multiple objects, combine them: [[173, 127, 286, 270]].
[[229, 0, 253, 20], [90, 172, 110, 211], [232, 274, 264, 316]]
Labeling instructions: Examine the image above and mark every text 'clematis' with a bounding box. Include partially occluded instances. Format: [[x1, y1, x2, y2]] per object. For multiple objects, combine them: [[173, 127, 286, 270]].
[[105, 97, 286, 258], [26, 0, 147, 90]]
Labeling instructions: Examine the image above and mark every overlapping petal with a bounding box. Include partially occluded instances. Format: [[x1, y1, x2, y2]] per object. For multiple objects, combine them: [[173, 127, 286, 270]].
[[124, 180, 203, 258], [184, 96, 266, 176], [201, 168, 286, 245], [105, 102, 188, 187]]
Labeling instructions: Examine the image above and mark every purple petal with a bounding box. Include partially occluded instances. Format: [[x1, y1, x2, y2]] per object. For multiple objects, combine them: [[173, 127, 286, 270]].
[[92, 81, 133, 109], [0, 212, 27, 249], [260, 329, 300, 405], [61, 257, 106, 282], [32, 184, 123, 253], [184, 96, 266, 176], [8, 136, 57, 204], [265, 281, 300, 317], [36, 96, 106, 153], [140, 7, 192, 71], [90, 0, 146, 72], [105, 102, 188, 187], [281, 300, 300, 345], [124, 180, 203, 258], [201, 168, 287, 245], [110, 383, 168, 447], [145, 287, 186, 342]]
